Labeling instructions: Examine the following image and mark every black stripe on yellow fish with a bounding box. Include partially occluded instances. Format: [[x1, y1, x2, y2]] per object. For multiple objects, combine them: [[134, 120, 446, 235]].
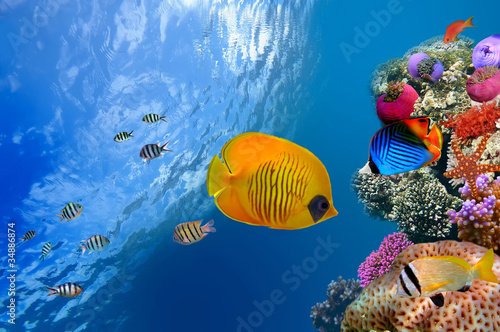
[[20, 230, 36, 242], [173, 220, 216, 245], [247, 152, 312, 227]]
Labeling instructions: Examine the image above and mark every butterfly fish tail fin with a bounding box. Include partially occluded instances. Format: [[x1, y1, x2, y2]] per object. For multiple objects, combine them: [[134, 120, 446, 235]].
[[207, 155, 231, 196], [473, 248, 499, 283]]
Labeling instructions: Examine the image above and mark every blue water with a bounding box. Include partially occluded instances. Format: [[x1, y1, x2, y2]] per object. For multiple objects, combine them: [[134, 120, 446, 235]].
[[0, 0, 496, 331]]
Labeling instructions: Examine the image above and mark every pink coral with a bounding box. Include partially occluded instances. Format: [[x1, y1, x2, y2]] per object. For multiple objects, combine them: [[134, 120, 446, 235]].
[[467, 65, 500, 102], [357, 232, 413, 287], [342, 240, 500, 332], [376, 82, 419, 124]]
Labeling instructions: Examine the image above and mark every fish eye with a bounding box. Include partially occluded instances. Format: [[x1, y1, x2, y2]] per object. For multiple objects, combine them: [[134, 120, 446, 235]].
[[308, 195, 330, 223], [418, 118, 426, 123], [319, 201, 329, 211]]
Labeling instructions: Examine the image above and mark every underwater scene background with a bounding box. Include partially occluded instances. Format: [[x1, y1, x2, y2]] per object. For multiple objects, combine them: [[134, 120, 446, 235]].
[[1, 0, 500, 331]]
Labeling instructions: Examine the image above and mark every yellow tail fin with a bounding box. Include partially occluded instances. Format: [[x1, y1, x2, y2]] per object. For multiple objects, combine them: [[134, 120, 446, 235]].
[[207, 155, 231, 197], [472, 248, 499, 283], [464, 16, 476, 28]]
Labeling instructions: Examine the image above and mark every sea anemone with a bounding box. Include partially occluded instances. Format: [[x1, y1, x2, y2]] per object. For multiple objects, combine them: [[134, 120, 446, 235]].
[[472, 34, 500, 69], [466, 65, 500, 102], [376, 82, 419, 124], [408, 52, 444, 82]]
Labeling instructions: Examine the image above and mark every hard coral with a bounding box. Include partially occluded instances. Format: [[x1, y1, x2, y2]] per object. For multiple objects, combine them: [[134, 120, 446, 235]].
[[311, 277, 362, 332], [441, 102, 500, 141], [357, 232, 413, 287], [448, 174, 500, 253], [341, 240, 500, 332]]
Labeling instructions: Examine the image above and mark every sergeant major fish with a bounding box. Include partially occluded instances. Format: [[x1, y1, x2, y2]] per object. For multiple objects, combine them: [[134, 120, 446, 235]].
[[46, 282, 83, 297], [139, 141, 172, 160], [142, 113, 167, 124], [39, 242, 52, 261], [114, 131, 134, 142], [77, 235, 110, 256], [173, 220, 216, 245], [56, 203, 83, 223], [20, 230, 36, 243]]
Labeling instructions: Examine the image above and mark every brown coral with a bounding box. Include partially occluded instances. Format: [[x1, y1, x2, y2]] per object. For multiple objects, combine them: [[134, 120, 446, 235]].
[[441, 102, 500, 141], [341, 240, 500, 332], [383, 81, 405, 102]]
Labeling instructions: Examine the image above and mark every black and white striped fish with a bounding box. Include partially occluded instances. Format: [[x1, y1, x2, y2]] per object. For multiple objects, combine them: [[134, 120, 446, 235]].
[[46, 282, 83, 297], [139, 141, 172, 160], [77, 235, 110, 256], [20, 230, 36, 242], [39, 242, 52, 261], [173, 219, 216, 245], [114, 131, 134, 142], [142, 113, 167, 124], [56, 203, 83, 223]]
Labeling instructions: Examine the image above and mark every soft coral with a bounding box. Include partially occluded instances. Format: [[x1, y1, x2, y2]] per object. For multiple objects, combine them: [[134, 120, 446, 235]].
[[441, 102, 500, 141]]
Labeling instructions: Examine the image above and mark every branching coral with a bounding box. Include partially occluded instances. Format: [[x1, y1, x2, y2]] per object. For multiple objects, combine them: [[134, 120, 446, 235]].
[[311, 277, 362, 332], [352, 169, 462, 243], [447, 174, 500, 253], [441, 102, 500, 141], [341, 240, 500, 332], [357, 232, 413, 287]]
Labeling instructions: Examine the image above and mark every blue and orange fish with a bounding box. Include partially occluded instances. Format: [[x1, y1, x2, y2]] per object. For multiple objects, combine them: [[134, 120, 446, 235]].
[[397, 248, 499, 307], [360, 117, 443, 175]]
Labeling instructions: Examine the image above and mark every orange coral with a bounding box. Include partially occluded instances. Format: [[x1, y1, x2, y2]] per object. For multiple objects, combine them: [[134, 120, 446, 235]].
[[441, 102, 500, 140], [341, 241, 500, 332]]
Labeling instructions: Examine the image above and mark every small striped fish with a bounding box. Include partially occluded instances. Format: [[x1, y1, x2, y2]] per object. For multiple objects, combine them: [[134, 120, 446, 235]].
[[114, 131, 134, 142], [173, 219, 216, 245], [77, 235, 110, 256], [142, 113, 167, 124], [46, 282, 83, 297], [20, 230, 36, 242], [56, 203, 83, 223], [139, 141, 172, 160], [39, 242, 52, 261]]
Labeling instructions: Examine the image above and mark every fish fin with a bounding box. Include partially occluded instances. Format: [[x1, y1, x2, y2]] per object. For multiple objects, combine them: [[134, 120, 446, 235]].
[[423, 144, 441, 165], [472, 248, 499, 283], [129, 130, 134, 136], [46, 287, 58, 297], [464, 16, 476, 27], [213, 186, 259, 225], [77, 245, 86, 257], [207, 155, 231, 196], [359, 161, 373, 174], [161, 116, 168, 123], [161, 141, 172, 152], [201, 219, 216, 233], [56, 214, 64, 223], [425, 123, 443, 151], [430, 293, 444, 307], [457, 281, 472, 292], [422, 280, 454, 294], [452, 37, 460, 42]]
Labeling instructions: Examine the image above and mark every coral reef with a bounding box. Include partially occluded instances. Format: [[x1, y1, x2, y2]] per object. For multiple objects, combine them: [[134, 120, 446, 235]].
[[357, 232, 413, 287], [352, 168, 462, 243], [376, 82, 418, 124], [472, 34, 500, 68], [311, 277, 362, 332], [341, 240, 500, 332], [441, 102, 500, 141], [408, 52, 443, 82], [448, 174, 500, 253], [371, 36, 474, 123], [466, 65, 500, 102]]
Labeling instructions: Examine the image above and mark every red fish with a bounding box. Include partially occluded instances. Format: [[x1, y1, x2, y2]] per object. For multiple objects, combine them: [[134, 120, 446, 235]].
[[443, 16, 476, 44]]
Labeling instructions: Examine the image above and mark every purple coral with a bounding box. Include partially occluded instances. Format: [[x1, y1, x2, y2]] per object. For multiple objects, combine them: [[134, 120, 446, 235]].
[[408, 52, 444, 82], [472, 34, 500, 69], [357, 232, 414, 287]]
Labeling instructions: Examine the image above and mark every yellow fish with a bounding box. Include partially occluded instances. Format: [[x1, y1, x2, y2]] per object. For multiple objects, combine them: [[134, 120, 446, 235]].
[[397, 248, 499, 307], [207, 132, 337, 229]]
